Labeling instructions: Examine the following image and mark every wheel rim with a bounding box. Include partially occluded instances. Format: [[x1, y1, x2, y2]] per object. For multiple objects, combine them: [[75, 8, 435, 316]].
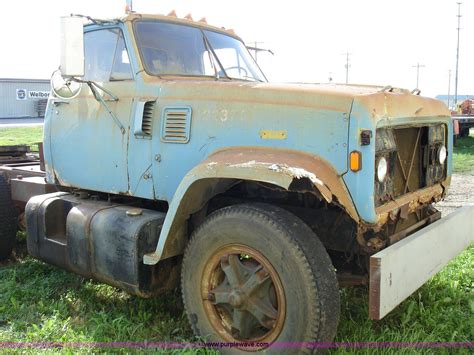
[[201, 244, 286, 344]]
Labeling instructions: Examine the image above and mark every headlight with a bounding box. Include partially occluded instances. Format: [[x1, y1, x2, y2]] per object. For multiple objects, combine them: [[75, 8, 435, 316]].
[[438, 145, 447, 165], [377, 157, 388, 183]]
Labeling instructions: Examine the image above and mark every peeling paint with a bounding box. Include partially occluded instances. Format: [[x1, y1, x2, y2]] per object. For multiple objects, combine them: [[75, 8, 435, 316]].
[[227, 160, 324, 187], [285, 167, 323, 186]]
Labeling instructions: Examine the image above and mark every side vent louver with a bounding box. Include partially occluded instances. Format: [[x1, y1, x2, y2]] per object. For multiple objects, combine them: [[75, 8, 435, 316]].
[[161, 107, 192, 143], [141, 101, 155, 136], [133, 99, 156, 139]]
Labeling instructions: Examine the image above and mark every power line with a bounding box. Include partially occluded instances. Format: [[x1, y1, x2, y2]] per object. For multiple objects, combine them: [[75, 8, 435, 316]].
[[447, 69, 452, 110], [454, 2, 462, 106]]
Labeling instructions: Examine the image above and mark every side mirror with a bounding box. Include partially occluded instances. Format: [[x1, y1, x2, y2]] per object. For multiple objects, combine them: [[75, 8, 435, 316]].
[[51, 70, 82, 99], [60, 16, 84, 77]]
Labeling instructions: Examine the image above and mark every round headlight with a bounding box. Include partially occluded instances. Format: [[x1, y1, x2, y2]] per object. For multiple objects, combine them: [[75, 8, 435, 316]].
[[438, 145, 447, 165], [377, 157, 388, 183]]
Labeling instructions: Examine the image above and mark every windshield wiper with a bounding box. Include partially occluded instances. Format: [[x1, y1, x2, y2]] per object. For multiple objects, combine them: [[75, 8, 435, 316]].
[[202, 31, 230, 80], [202, 37, 219, 80]]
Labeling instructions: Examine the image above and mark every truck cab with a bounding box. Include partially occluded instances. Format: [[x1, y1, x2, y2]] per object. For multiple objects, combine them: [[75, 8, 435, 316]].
[[2, 12, 471, 351]]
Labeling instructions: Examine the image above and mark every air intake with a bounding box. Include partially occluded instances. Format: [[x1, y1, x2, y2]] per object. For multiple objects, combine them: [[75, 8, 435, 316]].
[[133, 99, 156, 139], [161, 107, 192, 143], [141, 101, 155, 136]]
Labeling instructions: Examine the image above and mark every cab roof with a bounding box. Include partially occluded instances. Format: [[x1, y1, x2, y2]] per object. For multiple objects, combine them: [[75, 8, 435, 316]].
[[84, 12, 243, 42]]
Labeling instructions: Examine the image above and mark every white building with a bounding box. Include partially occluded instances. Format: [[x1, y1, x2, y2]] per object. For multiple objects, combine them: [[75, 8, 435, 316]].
[[0, 78, 50, 118]]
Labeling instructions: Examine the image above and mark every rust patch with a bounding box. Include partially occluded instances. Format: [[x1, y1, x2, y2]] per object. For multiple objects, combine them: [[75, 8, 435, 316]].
[[354, 91, 450, 124], [376, 184, 443, 217], [206, 147, 357, 220], [358, 184, 445, 252]]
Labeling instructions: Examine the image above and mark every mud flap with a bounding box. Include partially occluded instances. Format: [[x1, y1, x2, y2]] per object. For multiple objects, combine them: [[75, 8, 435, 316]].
[[369, 205, 474, 320]]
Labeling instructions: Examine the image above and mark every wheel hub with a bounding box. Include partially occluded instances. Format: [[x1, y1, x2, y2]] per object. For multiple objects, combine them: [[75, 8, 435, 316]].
[[201, 244, 286, 343], [228, 289, 245, 308]]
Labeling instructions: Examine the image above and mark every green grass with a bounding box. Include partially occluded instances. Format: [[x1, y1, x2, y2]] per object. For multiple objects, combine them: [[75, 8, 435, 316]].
[[0, 257, 192, 351], [0, 126, 43, 151], [0, 246, 471, 353], [453, 134, 474, 173]]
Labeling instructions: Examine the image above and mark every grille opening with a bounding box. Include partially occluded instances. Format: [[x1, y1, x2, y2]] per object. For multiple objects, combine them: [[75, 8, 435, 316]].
[[375, 125, 446, 207], [392, 127, 426, 196]]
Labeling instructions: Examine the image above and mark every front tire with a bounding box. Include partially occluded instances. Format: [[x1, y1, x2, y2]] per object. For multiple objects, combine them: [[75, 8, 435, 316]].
[[0, 174, 17, 261], [181, 203, 340, 352]]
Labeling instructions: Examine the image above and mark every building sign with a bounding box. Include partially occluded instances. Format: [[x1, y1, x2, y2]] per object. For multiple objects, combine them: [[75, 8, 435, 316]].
[[16, 89, 50, 100], [16, 89, 27, 100], [28, 91, 50, 99]]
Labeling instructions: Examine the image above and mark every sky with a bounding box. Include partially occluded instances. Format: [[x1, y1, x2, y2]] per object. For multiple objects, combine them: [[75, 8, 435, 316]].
[[0, 0, 472, 99]]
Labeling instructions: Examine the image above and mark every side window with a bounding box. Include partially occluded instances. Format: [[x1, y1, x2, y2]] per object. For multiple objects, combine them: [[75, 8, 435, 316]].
[[84, 29, 133, 82], [111, 31, 133, 80]]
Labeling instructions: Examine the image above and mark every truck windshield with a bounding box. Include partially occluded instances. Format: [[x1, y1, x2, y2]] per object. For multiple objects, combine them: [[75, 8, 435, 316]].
[[134, 20, 266, 82]]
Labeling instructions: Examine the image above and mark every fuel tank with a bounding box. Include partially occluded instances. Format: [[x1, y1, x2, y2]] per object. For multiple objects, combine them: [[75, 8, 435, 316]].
[[25, 192, 171, 296]]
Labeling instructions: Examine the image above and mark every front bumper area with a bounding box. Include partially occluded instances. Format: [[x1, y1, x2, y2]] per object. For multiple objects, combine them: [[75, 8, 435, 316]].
[[375, 183, 445, 227], [369, 205, 474, 320]]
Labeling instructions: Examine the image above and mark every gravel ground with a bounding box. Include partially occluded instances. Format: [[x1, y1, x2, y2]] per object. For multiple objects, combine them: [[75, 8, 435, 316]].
[[435, 173, 474, 216]]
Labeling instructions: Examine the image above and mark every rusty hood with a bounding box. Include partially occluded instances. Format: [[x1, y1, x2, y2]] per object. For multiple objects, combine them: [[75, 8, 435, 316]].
[[154, 78, 450, 123], [250, 82, 451, 121]]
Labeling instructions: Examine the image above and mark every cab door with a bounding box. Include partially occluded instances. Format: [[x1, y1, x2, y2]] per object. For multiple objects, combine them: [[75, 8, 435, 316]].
[[49, 27, 135, 194]]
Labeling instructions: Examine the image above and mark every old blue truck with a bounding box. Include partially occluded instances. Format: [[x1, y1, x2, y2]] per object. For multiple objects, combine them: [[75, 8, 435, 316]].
[[0, 12, 473, 351]]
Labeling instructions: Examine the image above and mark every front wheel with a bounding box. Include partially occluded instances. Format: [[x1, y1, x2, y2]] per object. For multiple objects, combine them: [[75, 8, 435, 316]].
[[181, 203, 340, 352]]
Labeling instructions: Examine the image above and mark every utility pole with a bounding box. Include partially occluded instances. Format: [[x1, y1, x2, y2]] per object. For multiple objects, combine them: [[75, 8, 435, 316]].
[[252, 41, 264, 63], [412, 62, 425, 89], [447, 69, 452, 110], [247, 42, 274, 64], [454, 2, 462, 107], [125, 0, 133, 13], [342, 52, 351, 84]]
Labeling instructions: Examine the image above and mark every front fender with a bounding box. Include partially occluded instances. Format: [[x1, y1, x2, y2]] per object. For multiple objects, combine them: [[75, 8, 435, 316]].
[[143, 147, 358, 264]]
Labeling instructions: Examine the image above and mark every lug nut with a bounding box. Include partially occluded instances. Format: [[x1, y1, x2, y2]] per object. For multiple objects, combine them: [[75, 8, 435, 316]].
[[265, 319, 276, 328]]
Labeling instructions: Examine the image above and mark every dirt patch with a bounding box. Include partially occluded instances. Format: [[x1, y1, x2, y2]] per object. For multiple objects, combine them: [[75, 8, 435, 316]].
[[436, 173, 474, 216]]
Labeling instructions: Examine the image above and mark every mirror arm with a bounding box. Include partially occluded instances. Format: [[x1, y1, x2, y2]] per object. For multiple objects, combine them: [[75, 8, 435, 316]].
[[73, 78, 118, 102], [90, 81, 119, 102], [84, 81, 125, 134]]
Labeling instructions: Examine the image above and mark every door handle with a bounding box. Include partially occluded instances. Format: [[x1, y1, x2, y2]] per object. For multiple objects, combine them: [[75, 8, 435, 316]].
[[52, 100, 70, 106]]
